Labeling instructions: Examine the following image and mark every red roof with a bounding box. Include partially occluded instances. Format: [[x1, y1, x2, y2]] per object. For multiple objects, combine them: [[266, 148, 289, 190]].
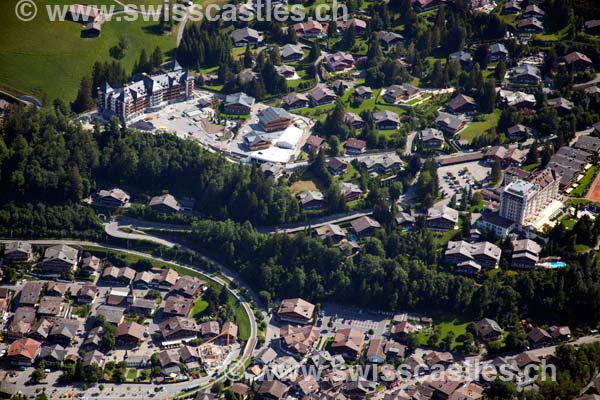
[[8, 338, 41, 360]]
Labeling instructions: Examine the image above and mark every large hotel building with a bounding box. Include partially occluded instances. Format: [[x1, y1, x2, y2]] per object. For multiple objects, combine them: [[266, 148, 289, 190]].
[[499, 168, 560, 228], [97, 69, 194, 124]]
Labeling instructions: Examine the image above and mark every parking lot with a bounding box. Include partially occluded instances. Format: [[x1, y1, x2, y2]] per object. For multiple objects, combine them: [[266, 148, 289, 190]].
[[437, 161, 492, 206]]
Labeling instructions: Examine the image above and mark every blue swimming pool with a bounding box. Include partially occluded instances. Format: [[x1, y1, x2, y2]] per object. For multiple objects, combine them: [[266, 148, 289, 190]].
[[549, 261, 567, 268]]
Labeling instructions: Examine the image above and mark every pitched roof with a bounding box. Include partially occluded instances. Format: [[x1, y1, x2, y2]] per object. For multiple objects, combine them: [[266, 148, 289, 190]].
[[332, 328, 364, 352], [116, 322, 145, 341], [8, 338, 41, 360], [278, 298, 315, 320], [351, 216, 381, 234], [225, 92, 255, 108]]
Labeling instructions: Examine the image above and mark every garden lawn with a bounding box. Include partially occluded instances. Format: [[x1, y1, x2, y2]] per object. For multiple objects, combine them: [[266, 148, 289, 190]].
[[570, 165, 598, 198], [417, 319, 469, 350], [459, 109, 501, 143]]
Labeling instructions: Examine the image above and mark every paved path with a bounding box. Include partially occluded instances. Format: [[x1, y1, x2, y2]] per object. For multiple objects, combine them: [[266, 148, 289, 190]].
[[405, 131, 417, 156], [0, 239, 258, 400], [256, 209, 373, 234]]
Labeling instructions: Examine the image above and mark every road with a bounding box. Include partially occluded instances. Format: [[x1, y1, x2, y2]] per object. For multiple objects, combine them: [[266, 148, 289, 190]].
[[0, 239, 258, 400], [256, 209, 373, 234], [405, 131, 417, 156]]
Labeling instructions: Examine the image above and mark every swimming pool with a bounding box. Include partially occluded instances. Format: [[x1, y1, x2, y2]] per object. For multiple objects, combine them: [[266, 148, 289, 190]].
[[549, 261, 567, 268]]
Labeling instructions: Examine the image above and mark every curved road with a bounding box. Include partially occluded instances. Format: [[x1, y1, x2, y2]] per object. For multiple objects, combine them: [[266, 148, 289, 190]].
[[0, 239, 257, 400]]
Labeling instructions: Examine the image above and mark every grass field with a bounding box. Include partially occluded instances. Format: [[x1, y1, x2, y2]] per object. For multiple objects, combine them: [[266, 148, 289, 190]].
[[0, 0, 176, 101], [417, 319, 469, 351], [572, 165, 598, 198], [191, 298, 209, 317], [290, 180, 318, 195], [459, 110, 501, 143]]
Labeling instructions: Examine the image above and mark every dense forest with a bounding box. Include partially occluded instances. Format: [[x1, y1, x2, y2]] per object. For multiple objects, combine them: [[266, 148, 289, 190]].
[[186, 217, 600, 327], [0, 104, 299, 226]]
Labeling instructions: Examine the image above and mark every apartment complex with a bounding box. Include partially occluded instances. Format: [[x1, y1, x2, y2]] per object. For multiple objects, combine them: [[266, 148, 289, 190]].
[[97, 70, 194, 124]]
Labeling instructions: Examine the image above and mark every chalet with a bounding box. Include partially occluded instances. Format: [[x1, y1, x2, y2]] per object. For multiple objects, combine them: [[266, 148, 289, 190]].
[[171, 275, 207, 298], [48, 319, 79, 346], [522, 4, 545, 18], [383, 84, 420, 104], [20, 281, 44, 306], [297, 190, 325, 209], [517, 18, 544, 33], [351, 216, 382, 237], [574, 135, 600, 155], [373, 110, 400, 130], [29, 319, 52, 342], [328, 157, 348, 175], [507, 124, 529, 139], [258, 107, 293, 132], [76, 283, 98, 304], [420, 128, 445, 148], [562, 51, 593, 70], [282, 93, 309, 110], [484, 146, 526, 168], [3, 241, 33, 263], [354, 86, 373, 100], [332, 80, 352, 95], [477, 318, 503, 341], [292, 21, 325, 38], [199, 320, 220, 339], [258, 380, 289, 400], [445, 240, 501, 271], [149, 194, 180, 214], [8, 338, 41, 369], [280, 325, 320, 355], [304, 135, 325, 153], [39, 344, 66, 367], [336, 18, 367, 35], [159, 316, 199, 341], [96, 305, 125, 325], [548, 325, 571, 342], [345, 138, 367, 155], [116, 322, 145, 346], [395, 210, 416, 230], [82, 350, 105, 368], [447, 94, 477, 115], [231, 27, 264, 46], [498, 89, 537, 111], [325, 52, 355, 72], [315, 224, 347, 243], [412, 0, 444, 12], [449, 51, 473, 69], [436, 112, 466, 135], [40, 244, 79, 275], [340, 182, 363, 202], [424, 351, 453, 367], [366, 338, 386, 364], [221, 321, 238, 342], [527, 327, 552, 348], [275, 65, 296, 79], [260, 163, 284, 181], [547, 97, 574, 113], [244, 133, 271, 151], [128, 298, 156, 316], [280, 44, 304, 62], [164, 295, 193, 318], [80, 255, 101, 275], [377, 31, 404, 47], [308, 86, 337, 106], [295, 375, 319, 396], [278, 298, 315, 325], [37, 297, 67, 319], [331, 328, 364, 360], [133, 271, 154, 289], [360, 153, 403, 174], [427, 205, 459, 231], [97, 188, 130, 208], [102, 266, 135, 286], [490, 43, 509, 61], [344, 112, 365, 129], [223, 92, 255, 115], [585, 20, 600, 35], [511, 239, 542, 269], [8, 307, 36, 339], [503, 1, 521, 13]]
